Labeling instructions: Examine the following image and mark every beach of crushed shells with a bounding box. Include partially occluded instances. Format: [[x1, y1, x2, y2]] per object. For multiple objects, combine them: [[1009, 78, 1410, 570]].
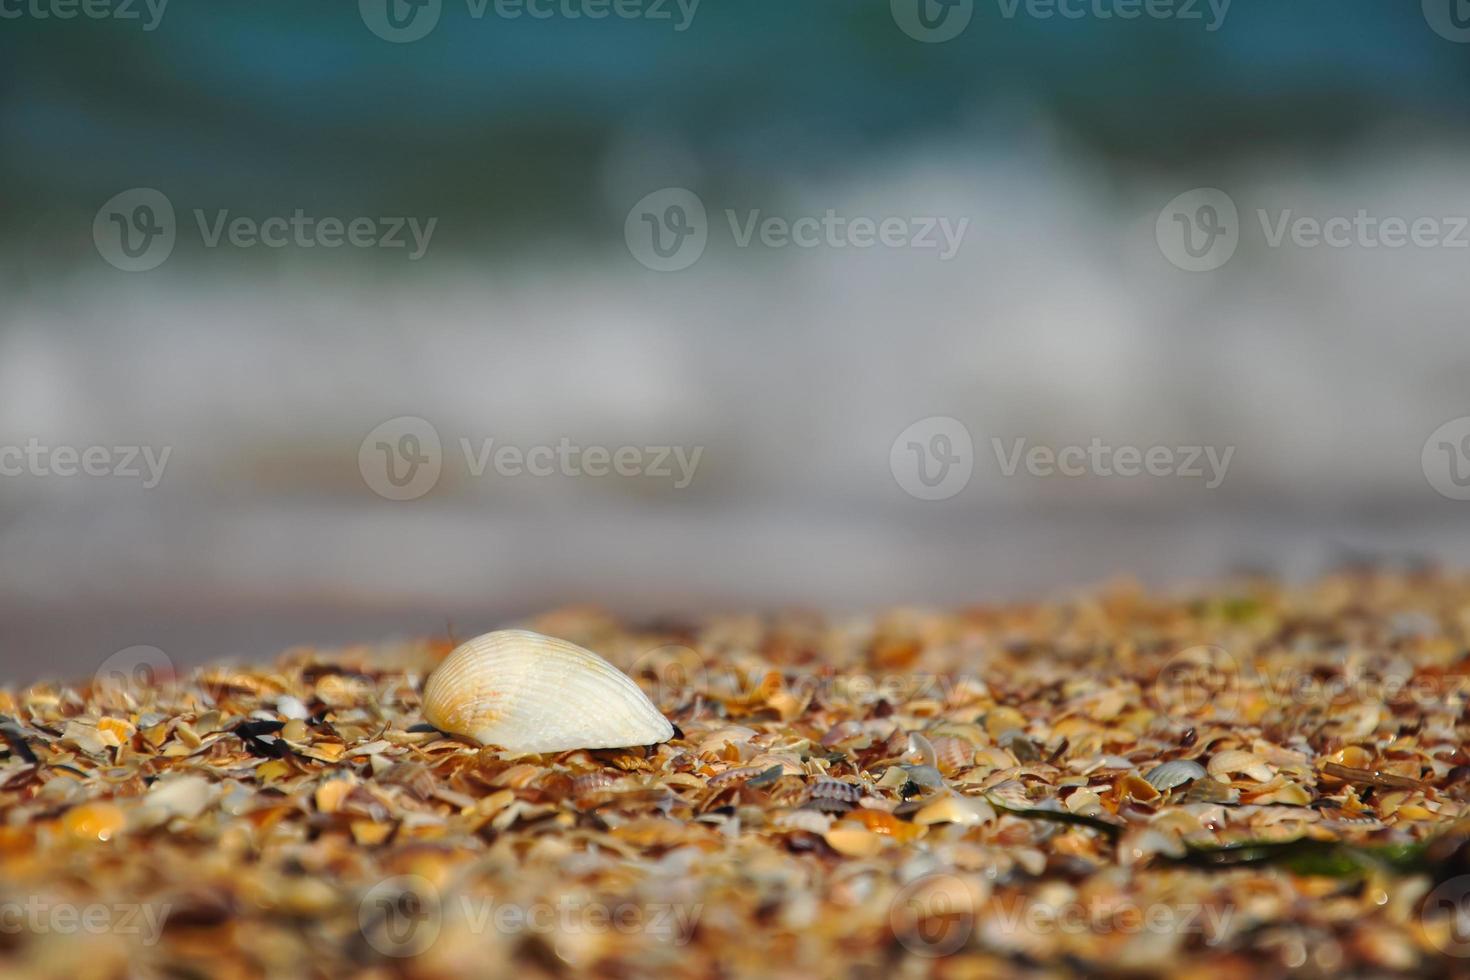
[[6, 571, 1470, 977]]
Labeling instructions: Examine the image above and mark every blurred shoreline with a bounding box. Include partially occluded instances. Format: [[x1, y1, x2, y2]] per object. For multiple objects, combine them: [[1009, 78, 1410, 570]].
[[2, 497, 1463, 682]]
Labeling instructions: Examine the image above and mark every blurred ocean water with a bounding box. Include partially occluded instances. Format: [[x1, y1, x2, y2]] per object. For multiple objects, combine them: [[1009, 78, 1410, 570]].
[[2, 0, 1470, 675]]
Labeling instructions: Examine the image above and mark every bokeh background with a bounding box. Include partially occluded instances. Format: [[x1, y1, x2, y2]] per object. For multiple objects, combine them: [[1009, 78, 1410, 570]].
[[3, 0, 1470, 677]]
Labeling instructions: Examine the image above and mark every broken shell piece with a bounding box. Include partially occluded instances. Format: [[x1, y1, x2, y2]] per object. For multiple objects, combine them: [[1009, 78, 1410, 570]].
[[805, 777, 863, 812], [134, 774, 214, 828], [929, 735, 975, 773], [843, 808, 924, 842], [1329, 745, 1373, 769], [998, 730, 1042, 763], [824, 824, 884, 857], [1207, 750, 1275, 783], [901, 764, 946, 792], [1143, 760, 1207, 792], [1064, 789, 1105, 817], [697, 725, 759, 756], [912, 794, 996, 827], [1250, 780, 1312, 806], [421, 630, 674, 754], [1118, 827, 1186, 865], [1181, 777, 1238, 804], [315, 776, 356, 814], [62, 721, 111, 756], [1115, 772, 1161, 804], [746, 753, 805, 777], [707, 765, 768, 790], [774, 808, 834, 834], [905, 732, 937, 767]]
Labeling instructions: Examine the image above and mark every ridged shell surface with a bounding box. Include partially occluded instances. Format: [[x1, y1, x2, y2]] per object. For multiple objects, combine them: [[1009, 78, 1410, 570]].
[[422, 630, 675, 753]]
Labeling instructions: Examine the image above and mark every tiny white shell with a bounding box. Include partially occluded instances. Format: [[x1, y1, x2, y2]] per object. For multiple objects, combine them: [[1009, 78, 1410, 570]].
[[422, 630, 674, 753]]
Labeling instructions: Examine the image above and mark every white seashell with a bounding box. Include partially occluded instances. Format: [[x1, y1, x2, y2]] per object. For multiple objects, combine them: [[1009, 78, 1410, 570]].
[[421, 630, 674, 753]]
